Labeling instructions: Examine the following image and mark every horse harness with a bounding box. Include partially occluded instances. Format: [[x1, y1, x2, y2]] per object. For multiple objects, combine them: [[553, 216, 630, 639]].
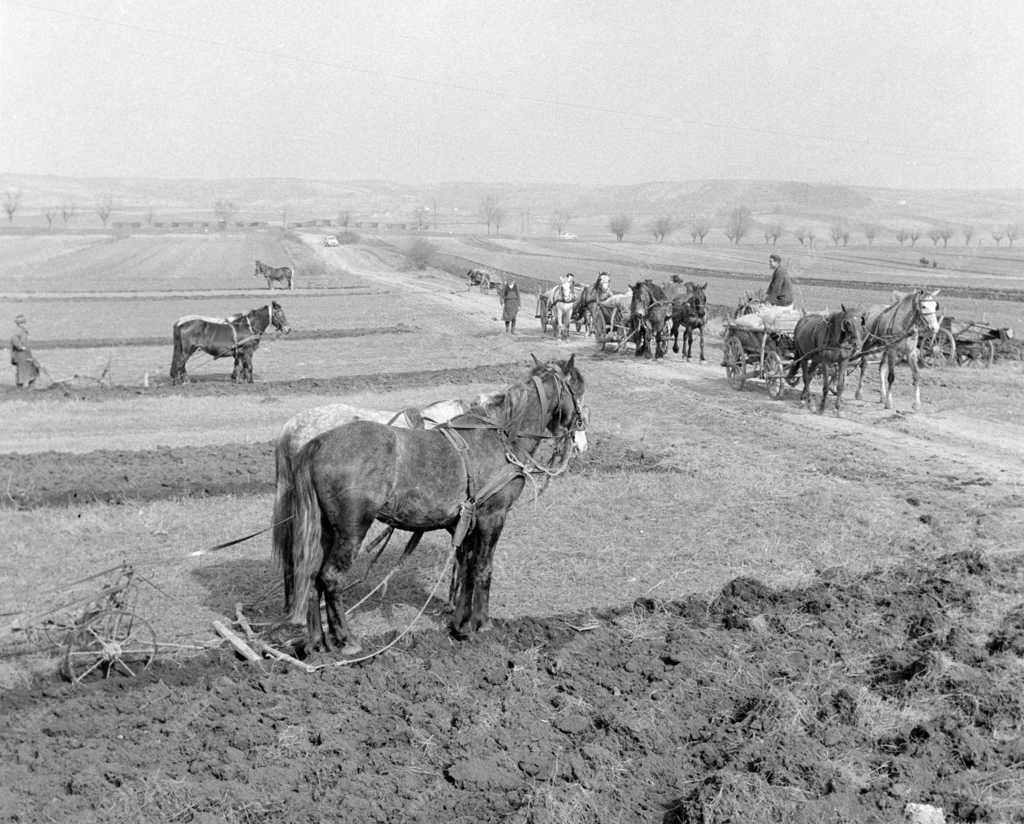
[[436, 371, 586, 549], [230, 303, 274, 349]]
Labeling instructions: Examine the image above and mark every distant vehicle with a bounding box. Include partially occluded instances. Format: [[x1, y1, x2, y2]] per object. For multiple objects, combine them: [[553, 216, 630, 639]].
[[323, 235, 339, 247], [559, 232, 578, 240]]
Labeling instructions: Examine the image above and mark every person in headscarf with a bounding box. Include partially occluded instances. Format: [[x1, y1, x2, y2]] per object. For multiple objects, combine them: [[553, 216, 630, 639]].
[[10, 314, 39, 389], [497, 279, 521, 333]]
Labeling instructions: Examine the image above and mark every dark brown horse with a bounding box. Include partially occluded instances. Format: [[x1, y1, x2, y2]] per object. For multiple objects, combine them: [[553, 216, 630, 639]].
[[786, 306, 863, 414], [255, 260, 294, 290], [629, 280, 670, 359], [670, 281, 708, 361], [280, 356, 588, 656], [170, 302, 290, 384]]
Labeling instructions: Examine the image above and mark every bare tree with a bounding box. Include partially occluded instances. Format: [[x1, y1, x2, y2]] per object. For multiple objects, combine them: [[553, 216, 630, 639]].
[[4, 188, 21, 223], [863, 224, 878, 245], [608, 215, 631, 241], [991, 229, 1004, 246], [763, 223, 783, 246], [214, 199, 237, 227], [927, 228, 942, 247], [841, 228, 850, 246], [95, 193, 114, 226], [62, 201, 77, 225], [145, 207, 155, 226], [895, 229, 908, 246], [337, 210, 351, 228], [43, 206, 57, 229], [690, 216, 711, 244], [938, 227, 953, 247], [830, 224, 844, 246], [492, 206, 506, 235], [651, 216, 673, 243], [908, 228, 920, 247], [794, 226, 807, 246], [1006, 223, 1019, 247], [805, 229, 816, 249], [550, 207, 571, 236], [479, 195, 501, 235], [413, 205, 431, 231], [962, 225, 974, 246], [723, 206, 752, 245]]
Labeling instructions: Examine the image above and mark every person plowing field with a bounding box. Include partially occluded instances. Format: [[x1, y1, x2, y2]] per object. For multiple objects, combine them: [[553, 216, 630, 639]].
[[9, 314, 39, 389]]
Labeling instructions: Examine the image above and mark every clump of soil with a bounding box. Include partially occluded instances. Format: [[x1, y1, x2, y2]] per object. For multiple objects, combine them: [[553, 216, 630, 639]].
[[2, 549, 1021, 823]]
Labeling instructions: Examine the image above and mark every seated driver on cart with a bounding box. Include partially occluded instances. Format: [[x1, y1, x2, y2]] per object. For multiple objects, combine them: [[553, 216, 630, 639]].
[[733, 253, 803, 330]]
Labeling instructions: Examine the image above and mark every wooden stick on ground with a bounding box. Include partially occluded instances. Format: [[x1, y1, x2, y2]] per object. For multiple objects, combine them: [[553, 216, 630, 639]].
[[212, 619, 262, 664], [234, 604, 317, 674]]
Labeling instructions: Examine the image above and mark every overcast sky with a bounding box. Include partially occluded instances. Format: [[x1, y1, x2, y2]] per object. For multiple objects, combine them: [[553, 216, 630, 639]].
[[3, 0, 1023, 189]]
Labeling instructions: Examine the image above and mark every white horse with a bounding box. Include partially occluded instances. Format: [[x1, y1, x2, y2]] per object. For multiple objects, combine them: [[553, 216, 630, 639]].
[[545, 280, 576, 340]]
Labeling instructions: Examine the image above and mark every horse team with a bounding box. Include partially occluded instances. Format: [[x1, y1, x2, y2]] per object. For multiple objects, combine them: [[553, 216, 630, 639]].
[[540, 273, 710, 361]]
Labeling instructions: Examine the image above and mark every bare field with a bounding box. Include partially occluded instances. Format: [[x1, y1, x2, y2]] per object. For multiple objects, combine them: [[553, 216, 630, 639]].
[[3, 232, 1024, 822]]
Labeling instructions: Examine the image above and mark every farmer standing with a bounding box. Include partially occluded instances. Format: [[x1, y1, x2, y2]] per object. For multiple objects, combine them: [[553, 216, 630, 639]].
[[497, 280, 521, 334], [9, 314, 39, 389]]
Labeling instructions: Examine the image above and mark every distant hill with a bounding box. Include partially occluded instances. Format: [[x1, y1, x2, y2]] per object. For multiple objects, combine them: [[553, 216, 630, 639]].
[[1, 173, 1020, 233]]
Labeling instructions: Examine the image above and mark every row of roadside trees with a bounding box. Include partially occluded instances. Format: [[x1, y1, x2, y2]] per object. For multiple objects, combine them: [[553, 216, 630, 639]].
[[602, 207, 1020, 248]]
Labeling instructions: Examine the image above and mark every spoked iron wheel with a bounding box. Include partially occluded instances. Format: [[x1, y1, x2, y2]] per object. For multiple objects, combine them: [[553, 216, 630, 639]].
[[764, 350, 786, 399], [593, 308, 607, 350], [931, 328, 957, 366], [724, 335, 747, 390], [62, 610, 158, 684]]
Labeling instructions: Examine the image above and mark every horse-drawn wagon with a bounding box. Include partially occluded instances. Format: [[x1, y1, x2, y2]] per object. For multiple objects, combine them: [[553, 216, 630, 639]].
[[590, 295, 634, 352], [536, 282, 583, 337], [937, 318, 1015, 367], [721, 317, 798, 399]]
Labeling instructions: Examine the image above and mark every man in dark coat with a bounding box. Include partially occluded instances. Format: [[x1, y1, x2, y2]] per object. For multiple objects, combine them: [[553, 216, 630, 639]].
[[765, 253, 794, 307], [10, 314, 39, 389], [497, 280, 521, 334]]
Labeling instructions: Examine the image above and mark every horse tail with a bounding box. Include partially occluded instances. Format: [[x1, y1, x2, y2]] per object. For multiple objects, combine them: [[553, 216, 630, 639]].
[[272, 433, 297, 611], [287, 437, 325, 625]]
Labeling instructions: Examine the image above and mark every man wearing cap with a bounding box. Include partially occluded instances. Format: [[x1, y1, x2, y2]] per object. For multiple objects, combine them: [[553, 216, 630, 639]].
[[10, 315, 39, 389], [765, 253, 794, 309]]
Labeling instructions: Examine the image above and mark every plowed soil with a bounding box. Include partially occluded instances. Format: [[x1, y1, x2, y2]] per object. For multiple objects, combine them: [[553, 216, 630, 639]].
[[3, 551, 1022, 823], [2, 238, 1023, 823]]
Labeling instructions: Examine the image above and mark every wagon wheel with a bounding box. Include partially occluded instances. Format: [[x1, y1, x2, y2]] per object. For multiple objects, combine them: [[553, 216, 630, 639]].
[[62, 610, 157, 684], [592, 307, 607, 349], [764, 350, 786, 399], [723, 334, 747, 390], [612, 308, 631, 353], [966, 339, 995, 368], [930, 328, 957, 367]]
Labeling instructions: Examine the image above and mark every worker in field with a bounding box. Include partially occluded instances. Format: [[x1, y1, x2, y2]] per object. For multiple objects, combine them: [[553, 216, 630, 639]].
[[497, 279, 521, 333], [9, 314, 39, 389]]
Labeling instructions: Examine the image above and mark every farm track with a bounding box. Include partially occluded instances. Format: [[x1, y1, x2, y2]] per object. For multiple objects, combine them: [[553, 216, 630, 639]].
[[0, 433, 674, 510]]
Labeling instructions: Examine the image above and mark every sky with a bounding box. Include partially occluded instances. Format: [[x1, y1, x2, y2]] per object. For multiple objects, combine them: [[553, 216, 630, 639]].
[[3, 0, 1024, 189]]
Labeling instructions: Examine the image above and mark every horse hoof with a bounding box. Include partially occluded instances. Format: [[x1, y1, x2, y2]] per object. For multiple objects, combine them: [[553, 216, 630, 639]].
[[339, 641, 362, 657]]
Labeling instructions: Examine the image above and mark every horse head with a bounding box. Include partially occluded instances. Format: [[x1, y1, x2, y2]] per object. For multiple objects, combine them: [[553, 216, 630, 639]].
[[269, 301, 291, 334], [827, 304, 863, 356], [529, 354, 588, 453], [915, 289, 941, 334], [688, 283, 708, 319]]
